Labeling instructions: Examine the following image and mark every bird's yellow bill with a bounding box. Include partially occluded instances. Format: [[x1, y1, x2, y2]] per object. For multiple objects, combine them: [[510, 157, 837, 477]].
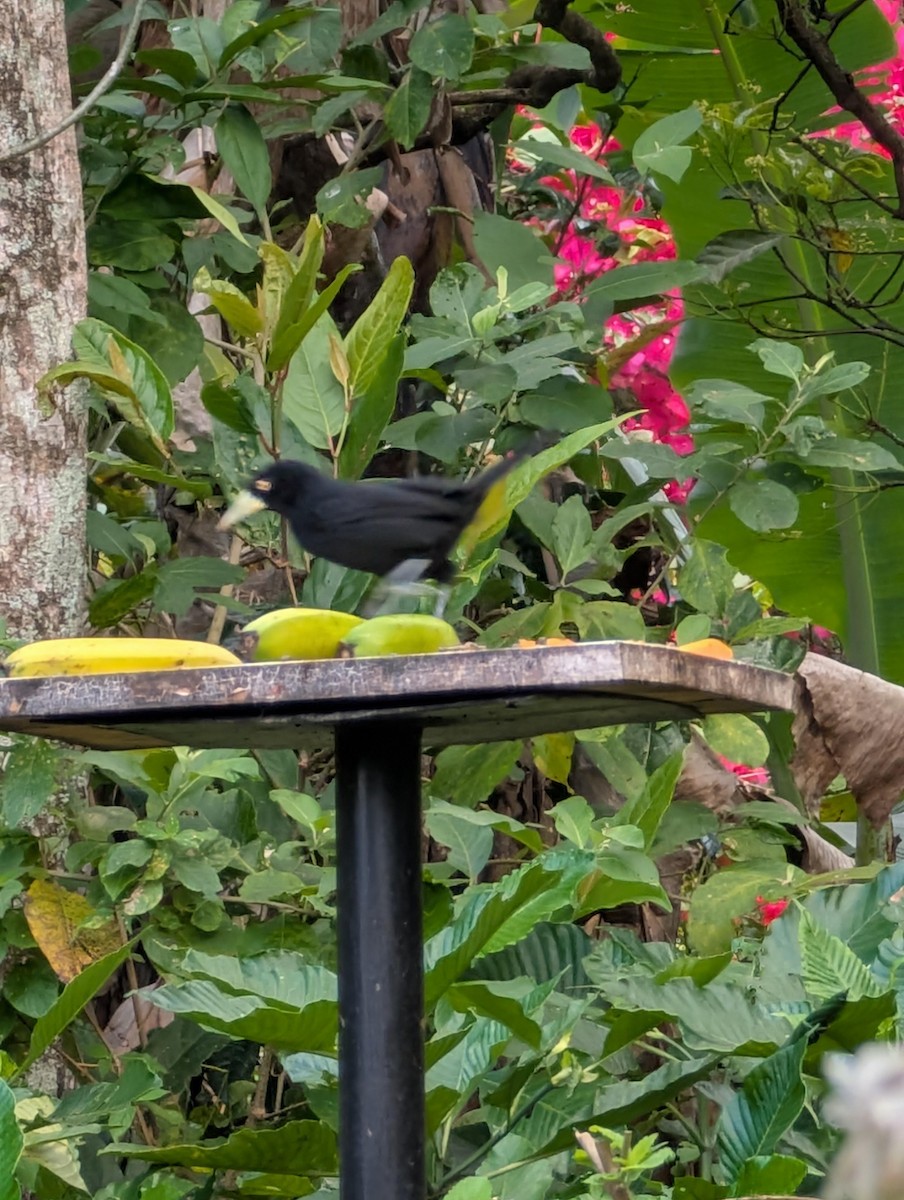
[[217, 489, 267, 531]]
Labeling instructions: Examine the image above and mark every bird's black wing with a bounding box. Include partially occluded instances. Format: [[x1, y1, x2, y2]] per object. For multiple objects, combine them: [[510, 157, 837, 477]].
[[294, 477, 477, 575]]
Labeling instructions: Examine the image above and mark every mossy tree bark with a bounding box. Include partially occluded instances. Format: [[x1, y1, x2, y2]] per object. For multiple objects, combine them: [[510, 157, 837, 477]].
[[0, 0, 87, 640]]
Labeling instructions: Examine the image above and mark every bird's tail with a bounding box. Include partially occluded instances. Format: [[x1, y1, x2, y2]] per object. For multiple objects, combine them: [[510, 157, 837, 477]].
[[468, 430, 554, 497]]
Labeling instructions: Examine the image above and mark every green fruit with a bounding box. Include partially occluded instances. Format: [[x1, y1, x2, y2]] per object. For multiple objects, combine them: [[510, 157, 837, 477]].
[[239, 607, 363, 662], [339, 614, 460, 659]]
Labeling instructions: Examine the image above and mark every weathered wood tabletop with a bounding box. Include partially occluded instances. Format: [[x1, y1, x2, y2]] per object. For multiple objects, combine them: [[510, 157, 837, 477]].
[[0, 641, 795, 750], [0, 639, 796, 1200]]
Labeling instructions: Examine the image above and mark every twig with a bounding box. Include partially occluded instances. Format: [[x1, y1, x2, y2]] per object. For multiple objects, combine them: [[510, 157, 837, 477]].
[[207, 534, 244, 645], [776, 0, 904, 216], [0, 0, 148, 163]]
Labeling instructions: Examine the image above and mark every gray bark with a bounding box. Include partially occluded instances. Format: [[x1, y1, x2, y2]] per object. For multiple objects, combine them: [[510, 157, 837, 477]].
[[0, 0, 87, 640]]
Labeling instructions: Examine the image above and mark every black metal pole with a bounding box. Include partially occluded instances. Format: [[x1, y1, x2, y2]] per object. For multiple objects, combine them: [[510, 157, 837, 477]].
[[335, 720, 425, 1200]]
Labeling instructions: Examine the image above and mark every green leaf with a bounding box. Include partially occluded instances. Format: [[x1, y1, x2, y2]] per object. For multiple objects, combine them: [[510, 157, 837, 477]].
[[728, 477, 797, 532], [269, 217, 324, 355], [194, 266, 262, 337], [153, 557, 245, 616], [170, 14, 224, 74], [475, 921, 593, 995], [686, 379, 771, 429], [800, 435, 901, 472], [384, 66, 434, 147], [799, 908, 886, 1001], [551, 494, 593, 578], [696, 230, 783, 284], [88, 271, 158, 322], [473, 211, 555, 293], [687, 865, 798, 955], [105, 1119, 336, 1175], [445, 1180, 492, 1200], [586, 947, 790, 1054], [0, 1083, 21, 1199], [337, 333, 404, 479], [88, 220, 176, 271], [749, 337, 805, 382], [699, 713, 770, 767], [408, 13, 474, 79], [122, 291, 206, 385], [633, 105, 702, 182], [677, 538, 736, 618], [515, 134, 615, 183], [74, 319, 175, 442], [515, 369, 607, 426], [200, 380, 259, 434], [89, 569, 158, 628], [447, 979, 548, 1048], [134, 46, 200, 86], [316, 166, 384, 228], [268, 262, 361, 373], [1, 739, 60, 828], [219, 5, 317, 68], [733, 1155, 808, 1196], [188, 185, 250, 245], [614, 750, 683, 850], [15, 943, 134, 1078], [584, 259, 708, 303], [431, 742, 522, 808], [344, 256, 414, 397], [717, 1038, 806, 1184], [478, 421, 626, 544], [282, 313, 347, 450], [171, 858, 222, 898], [800, 359, 871, 400], [151, 956, 338, 1051], [551, 795, 594, 848], [807, 861, 904, 960], [578, 845, 670, 913], [425, 807, 494, 880], [424, 851, 591, 1007], [216, 104, 272, 221]]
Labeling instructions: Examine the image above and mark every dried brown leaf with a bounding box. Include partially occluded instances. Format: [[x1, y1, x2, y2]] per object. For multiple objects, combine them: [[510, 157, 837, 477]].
[[792, 653, 904, 828]]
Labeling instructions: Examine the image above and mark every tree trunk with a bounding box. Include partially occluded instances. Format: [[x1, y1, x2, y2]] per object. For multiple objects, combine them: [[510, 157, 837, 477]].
[[0, 0, 87, 640]]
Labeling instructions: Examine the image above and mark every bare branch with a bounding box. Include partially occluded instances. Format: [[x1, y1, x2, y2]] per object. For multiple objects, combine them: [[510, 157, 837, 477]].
[[776, 0, 904, 215], [0, 0, 148, 163]]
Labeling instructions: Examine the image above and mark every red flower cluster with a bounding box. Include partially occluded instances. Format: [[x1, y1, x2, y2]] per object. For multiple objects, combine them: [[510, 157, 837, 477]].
[[514, 120, 694, 500], [756, 896, 790, 925], [826, 0, 904, 150]]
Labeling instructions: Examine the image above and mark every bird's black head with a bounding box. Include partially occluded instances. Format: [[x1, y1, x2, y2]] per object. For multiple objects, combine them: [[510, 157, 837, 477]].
[[247, 460, 321, 515], [218, 460, 320, 530]]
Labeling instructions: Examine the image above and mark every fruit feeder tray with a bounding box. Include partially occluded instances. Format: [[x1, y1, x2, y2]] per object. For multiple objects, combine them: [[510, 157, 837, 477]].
[[0, 641, 794, 1200]]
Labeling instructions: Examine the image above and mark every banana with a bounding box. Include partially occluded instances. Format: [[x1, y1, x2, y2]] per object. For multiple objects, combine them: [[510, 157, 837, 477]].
[[3, 638, 243, 678], [237, 607, 363, 662], [338, 614, 459, 659]]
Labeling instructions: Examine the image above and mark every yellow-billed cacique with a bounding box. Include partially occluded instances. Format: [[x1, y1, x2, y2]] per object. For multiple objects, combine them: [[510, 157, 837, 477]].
[[217, 443, 539, 598]]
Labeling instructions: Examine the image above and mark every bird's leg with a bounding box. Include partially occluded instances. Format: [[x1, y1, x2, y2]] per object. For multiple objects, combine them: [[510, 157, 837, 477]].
[[364, 559, 435, 617], [431, 584, 450, 619]]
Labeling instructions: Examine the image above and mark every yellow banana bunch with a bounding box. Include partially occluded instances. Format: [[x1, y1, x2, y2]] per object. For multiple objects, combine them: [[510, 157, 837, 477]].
[[237, 607, 363, 662], [3, 638, 242, 678], [338, 614, 459, 659]]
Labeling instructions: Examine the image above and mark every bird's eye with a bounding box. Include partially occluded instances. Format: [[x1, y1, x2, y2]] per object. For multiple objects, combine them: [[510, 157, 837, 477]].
[[255, 479, 273, 494]]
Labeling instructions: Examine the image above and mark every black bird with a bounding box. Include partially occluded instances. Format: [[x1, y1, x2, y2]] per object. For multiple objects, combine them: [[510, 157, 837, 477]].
[[217, 443, 541, 587]]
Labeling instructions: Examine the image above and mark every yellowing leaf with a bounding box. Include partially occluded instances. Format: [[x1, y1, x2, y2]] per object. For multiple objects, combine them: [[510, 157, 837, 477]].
[[193, 267, 262, 338], [24, 879, 121, 984], [533, 731, 575, 784]]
